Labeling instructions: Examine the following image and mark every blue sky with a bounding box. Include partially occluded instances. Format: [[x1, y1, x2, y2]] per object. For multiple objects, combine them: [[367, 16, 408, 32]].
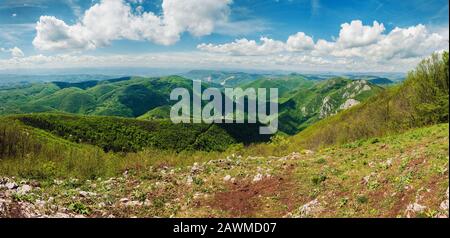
[[0, 0, 448, 72]]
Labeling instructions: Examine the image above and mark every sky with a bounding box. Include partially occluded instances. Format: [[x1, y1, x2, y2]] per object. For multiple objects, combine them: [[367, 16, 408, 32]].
[[0, 0, 448, 73]]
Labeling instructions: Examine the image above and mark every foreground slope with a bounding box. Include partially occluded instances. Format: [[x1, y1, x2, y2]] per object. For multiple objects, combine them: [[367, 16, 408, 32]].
[[1, 124, 447, 218]]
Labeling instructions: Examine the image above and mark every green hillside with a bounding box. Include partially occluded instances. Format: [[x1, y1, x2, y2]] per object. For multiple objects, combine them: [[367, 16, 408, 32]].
[[289, 52, 449, 149], [0, 73, 384, 135], [0, 76, 203, 118], [182, 70, 264, 87], [240, 74, 315, 99], [278, 78, 383, 134], [138, 105, 172, 120], [7, 113, 270, 153]]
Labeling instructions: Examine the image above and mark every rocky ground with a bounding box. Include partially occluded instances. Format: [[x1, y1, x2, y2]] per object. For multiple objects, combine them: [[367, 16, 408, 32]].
[[1, 124, 449, 218]]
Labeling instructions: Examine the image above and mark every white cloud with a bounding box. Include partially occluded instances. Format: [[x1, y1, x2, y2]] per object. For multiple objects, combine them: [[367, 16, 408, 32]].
[[33, 0, 233, 51], [365, 24, 447, 60], [3, 19, 447, 73], [198, 20, 448, 71], [286, 32, 315, 51], [10, 47, 25, 58], [337, 20, 385, 48], [198, 37, 286, 56], [0, 52, 334, 72], [313, 39, 335, 55], [1, 46, 24, 58], [197, 31, 316, 56]]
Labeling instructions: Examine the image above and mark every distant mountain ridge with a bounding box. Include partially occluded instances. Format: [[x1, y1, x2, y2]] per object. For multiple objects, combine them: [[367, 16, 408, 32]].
[[181, 70, 266, 87], [1, 74, 383, 134]]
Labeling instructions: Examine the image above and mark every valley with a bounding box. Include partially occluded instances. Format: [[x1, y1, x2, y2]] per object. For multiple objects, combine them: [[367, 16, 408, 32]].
[[0, 72, 385, 135], [0, 52, 448, 218]]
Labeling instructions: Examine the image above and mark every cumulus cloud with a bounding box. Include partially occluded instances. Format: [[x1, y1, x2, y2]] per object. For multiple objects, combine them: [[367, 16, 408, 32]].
[[365, 24, 447, 60], [337, 20, 385, 48], [0, 47, 446, 73], [197, 31, 315, 56], [0, 52, 333, 72], [197, 37, 285, 56], [0, 46, 24, 58], [286, 32, 315, 51], [198, 20, 448, 68], [5, 18, 448, 73], [33, 0, 232, 51]]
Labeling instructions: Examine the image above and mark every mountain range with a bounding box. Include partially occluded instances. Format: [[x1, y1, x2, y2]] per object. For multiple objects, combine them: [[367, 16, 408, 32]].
[[0, 73, 383, 135]]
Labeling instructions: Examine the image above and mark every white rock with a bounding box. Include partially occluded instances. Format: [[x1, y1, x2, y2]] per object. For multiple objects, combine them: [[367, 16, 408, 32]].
[[53, 212, 71, 218], [385, 159, 393, 167], [144, 199, 152, 207], [362, 84, 372, 91], [79, 191, 97, 197], [299, 199, 321, 217], [253, 173, 263, 183], [412, 202, 427, 212], [193, 193, 203, 200], [405, 203, 427, 217], [124, 201, 141, 207], [119, 198, 129, 203], [440, 199, 449, 211], [362, 175, 371, 184], [17, 184, 32, 194], [223, 175, 232, 182], [339, 98, 360, 110], [440, 188, 449, 211], [191, 163, 202, 174], [186, 176, 193, 185], [5, 182, 18, 190], [290, 152, 302, 159], [35, 200, 46, 208]]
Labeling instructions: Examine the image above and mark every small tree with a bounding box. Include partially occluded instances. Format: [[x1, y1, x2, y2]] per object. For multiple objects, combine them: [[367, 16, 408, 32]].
[[406, 51, 449, 125]]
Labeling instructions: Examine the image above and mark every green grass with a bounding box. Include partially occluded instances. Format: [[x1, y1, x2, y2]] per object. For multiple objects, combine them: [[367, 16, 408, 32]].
[[2, 123, 446, 218], [0, 113, 269, 180]]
